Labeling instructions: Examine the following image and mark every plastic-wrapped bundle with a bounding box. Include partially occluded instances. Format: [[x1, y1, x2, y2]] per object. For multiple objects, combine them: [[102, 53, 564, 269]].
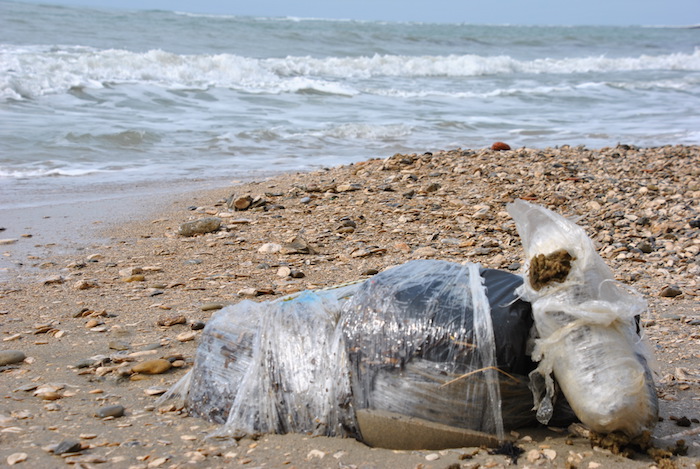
[[162, 261, 537, 443], [507, 199, 658, 436], [342, 261, 536, 441]]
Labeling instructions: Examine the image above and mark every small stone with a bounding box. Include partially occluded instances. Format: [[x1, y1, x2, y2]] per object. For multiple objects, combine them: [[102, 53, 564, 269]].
[[108, 341, 131, 351], [190, 321, 206, 331], [526, 449, 541, 462], [132, 359, 172, 375], [96, 404, 125, 419], [0, 350, 26, 366], [144, 387, 168, 396], [231, 195, 253, 211], [43, 275, 65, 285], [121, 274, 146, 282], [336, 183, 361, 192], [277, 266, 292, 277], [659, 285, 682, 298], [36, 391, 62, 401], [675, 416, 691, 427], [300, 196, 312, 204], [201, 303, 224, 312], [156, 314, 187, 326], [74, 279, 98, 290], [258, 243, 282, 254], [281, 235, 315, 254], [306, 449, 325, 460], [178, 217, 222, 237], [425, 453, 440, 461], [412, 246, 438, 258], [119, 267, 143, 277], [0, 238, 18, 245], [176, 331, 197, 342], [491, 141, 511, 151], [54, 439, 82, 455]]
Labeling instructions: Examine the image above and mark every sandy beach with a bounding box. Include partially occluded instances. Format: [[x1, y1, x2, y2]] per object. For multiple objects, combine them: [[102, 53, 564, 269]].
[[1, 144, 699, 468]]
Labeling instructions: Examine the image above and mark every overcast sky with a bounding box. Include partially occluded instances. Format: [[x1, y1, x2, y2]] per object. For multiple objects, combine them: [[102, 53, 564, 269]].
[[9, 0, 700, 25]]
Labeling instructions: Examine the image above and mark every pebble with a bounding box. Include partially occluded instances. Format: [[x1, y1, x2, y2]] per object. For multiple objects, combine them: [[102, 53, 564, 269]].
[[178, 217, 222, 237], [200, 302, 224, 311], [156, 314, 187, 326], [0, 350, 26, 366], [96, 404, 125, 419], [258, 243, 282, 254], [43, 275, 65, 285], [176, 331, 197, 342], [74, 279, 98, 290], [54, 439, 82, 455], [108, 340, 131, 351], [659, 285, 683, 298], [190, 320, 206, 330], [491, 141, 511, 151], [132, 359, 172, 375], [121, 274, 146, 282]]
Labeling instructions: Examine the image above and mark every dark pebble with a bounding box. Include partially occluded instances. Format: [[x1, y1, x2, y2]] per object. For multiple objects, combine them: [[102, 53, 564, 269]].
[[361, 269, 379, 276], [687, 319, 700, 326], [74, 358, 98, 369], [54, 439, 82, 455], [690, 218, 700, 228], [637, 241, 653, 254], [675, 416, 691, 427], [506, 263, 521, 271], [660, 286, 682, 298], [96, 404, 125, 419], [190, 321, 206, 331]]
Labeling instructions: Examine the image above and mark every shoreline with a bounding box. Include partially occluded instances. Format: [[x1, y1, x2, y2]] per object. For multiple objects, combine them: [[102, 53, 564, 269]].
[[1, 144, 698, 468]]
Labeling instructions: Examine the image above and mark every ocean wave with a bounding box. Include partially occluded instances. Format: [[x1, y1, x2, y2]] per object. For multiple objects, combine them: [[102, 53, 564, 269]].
[[1, 44, 699, 99], [0, 166, 108, 179]]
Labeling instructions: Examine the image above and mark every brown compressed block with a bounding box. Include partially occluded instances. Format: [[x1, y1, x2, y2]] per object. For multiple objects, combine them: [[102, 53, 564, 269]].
[[355, 409, 501, 450]]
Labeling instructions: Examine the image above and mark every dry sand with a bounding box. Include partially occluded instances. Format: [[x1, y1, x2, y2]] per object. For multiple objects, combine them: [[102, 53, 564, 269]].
[[1, 144, 699, 468]]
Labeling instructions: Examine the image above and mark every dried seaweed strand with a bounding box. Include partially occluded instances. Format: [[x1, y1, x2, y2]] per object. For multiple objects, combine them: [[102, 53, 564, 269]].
[[439, 366, 521, 388]]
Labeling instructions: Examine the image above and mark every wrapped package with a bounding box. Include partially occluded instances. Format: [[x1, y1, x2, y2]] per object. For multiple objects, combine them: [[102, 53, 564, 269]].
[[162, 260, 537, 444], [507, 199, 658, 436]]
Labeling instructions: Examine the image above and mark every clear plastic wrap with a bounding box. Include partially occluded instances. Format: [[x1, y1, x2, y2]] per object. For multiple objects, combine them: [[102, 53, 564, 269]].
[[507, 199, 658, 436], [162, 260, 537, 444], [165, 284, 360, 438]]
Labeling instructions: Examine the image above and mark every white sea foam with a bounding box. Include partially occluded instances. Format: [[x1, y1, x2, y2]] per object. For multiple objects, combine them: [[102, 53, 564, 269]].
[[2, 44, 698, 100]]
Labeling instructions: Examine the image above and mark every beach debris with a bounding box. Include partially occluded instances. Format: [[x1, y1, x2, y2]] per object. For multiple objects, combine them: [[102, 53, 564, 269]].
[[178, 217, 222, 237]]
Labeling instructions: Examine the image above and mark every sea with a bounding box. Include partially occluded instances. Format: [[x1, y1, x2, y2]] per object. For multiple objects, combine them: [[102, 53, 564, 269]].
[[1, 0, 700, 211]]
